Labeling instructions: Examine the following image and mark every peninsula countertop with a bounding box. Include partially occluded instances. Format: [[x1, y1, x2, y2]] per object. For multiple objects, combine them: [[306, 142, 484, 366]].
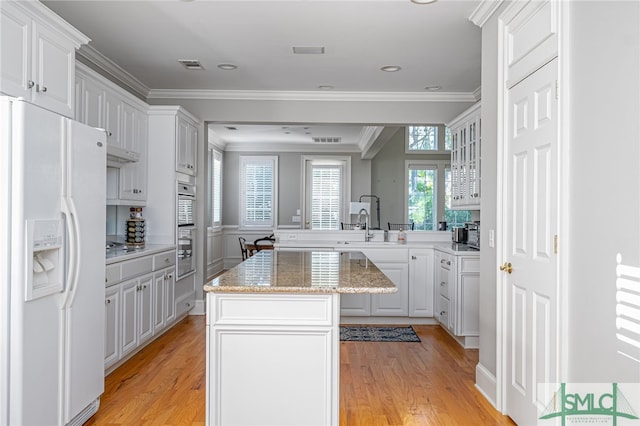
[[204, 250, 397, 294]]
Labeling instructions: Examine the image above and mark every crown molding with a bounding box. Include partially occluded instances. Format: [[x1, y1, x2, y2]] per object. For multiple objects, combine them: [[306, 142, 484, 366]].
[[146, 89, 478, 103], [357, 126, 384, 151], [469, 0, 504, 27], [223, 142, 361, 153], [21, 1, 89, 47], [76, 44, 150, 100]]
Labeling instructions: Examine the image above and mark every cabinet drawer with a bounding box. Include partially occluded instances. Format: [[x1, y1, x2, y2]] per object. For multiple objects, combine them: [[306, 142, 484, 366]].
[[209, 293, 335, 326], [438, 254, 453, 270], [438, 276, 449, 298], [153, 250, 176, 270], [121, 256, 153, 281], [438, 294, 450, 325], [459, 257, 480, 273], [105, 264, 121, 287]]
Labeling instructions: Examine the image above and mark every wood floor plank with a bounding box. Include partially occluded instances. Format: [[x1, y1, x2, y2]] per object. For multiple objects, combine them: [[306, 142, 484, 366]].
[[88, 317, 513, 425]]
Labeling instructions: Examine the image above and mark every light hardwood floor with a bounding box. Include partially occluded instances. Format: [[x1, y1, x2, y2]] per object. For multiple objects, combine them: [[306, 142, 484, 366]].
[[87, 316, 514, 425]]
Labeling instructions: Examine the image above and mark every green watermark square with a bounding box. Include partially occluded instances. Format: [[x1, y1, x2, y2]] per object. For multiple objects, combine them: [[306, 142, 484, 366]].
[[539, 383, 640, 425]]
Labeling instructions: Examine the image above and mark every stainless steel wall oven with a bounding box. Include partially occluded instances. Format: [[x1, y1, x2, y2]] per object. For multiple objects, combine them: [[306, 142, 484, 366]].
[[177, 182, 196, 279]]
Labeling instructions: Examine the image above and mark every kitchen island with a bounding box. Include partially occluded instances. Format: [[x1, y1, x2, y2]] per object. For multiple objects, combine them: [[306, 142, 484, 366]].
[[203, 250, 396, 426]]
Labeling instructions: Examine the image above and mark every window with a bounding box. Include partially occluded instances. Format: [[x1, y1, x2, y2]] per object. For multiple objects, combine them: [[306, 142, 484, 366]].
[[239, 156, 278, 228], [207, 147, 222, 228], [406, 126, 438, 151], [406, 159, 469, 231], [406, 124, 450, 153], [407, 163, 437, 230], [444, 127, 453, 151], [302, 156, 351, 230]]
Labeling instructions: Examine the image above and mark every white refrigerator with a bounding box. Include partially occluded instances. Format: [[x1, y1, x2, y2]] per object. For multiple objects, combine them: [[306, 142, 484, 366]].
[[0, 97, 106, 425]]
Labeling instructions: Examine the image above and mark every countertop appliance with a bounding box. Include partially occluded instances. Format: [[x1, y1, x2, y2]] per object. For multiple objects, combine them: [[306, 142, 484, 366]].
[[451, 226, 468, 243], [466, 222, 480, 249], [1, 97, 106, 425]]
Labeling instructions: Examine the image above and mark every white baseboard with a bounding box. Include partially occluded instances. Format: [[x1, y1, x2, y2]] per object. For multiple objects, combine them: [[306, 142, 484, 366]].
[[340, 316, 438, 325], [475, 362, 498, 410], [189, 299, 205, 316]]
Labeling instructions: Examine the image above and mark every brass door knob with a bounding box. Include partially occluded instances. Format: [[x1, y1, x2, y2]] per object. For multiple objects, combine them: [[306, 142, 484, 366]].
[[499, 262, 513, 274]]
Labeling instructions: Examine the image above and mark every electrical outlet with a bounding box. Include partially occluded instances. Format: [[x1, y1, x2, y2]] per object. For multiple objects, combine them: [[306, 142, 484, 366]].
[[287, 234, 297, 239]]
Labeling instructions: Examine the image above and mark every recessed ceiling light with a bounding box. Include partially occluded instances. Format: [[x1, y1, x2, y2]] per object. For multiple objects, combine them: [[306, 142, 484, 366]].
[[411, 0, 438, 4], [178, 59, 204, 70], [424, 85, 442, 91], [292, 46, 325, 54], [217, 63, 237, 70], [318, 85, 334, 90], [380, 65, 402, 72]]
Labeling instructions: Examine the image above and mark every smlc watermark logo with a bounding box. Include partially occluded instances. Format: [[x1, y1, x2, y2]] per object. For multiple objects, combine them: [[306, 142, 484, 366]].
[[539, 383, 640, 425]]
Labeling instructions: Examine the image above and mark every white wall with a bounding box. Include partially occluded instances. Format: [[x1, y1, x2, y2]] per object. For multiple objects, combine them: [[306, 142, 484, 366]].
[[566, 1, 640, 381]]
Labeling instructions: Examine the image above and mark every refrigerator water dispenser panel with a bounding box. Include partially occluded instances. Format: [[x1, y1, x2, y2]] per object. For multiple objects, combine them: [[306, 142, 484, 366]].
[[26, 219, 64, 301]]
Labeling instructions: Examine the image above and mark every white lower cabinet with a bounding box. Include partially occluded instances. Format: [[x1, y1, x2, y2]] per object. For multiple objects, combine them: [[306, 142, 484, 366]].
[[340, 248, 409, 317], [104, 248, 177, 373], [371, 263, 409, 316], [138, 273, 154, 345], [104, 285, 120, 369], [434, 249, 480, 348], [120, 278, 139, 357], [409, 249, 435, 317], [153, 267, 176, 333]]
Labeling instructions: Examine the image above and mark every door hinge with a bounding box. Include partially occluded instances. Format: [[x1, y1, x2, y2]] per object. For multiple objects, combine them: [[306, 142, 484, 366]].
[[554, 234, 558, 254], [555, 80, 559, 100]]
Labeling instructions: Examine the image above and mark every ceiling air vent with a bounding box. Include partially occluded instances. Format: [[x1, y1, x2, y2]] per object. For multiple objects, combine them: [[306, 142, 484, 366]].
[[313, 137, 342, 144], [178, 59, 204, 70], [292, 46, 325, 54]]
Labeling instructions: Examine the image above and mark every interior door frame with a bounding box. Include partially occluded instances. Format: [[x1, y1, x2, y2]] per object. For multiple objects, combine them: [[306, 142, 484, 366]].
[[495, 0, 570, 416]]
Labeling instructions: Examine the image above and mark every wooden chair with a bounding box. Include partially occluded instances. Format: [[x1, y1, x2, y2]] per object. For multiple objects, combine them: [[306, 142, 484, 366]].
[[238, 237, 249, 261], [341, 222, 365, 230], [253, 234, 275, 253], [388, 222, 415, 230]]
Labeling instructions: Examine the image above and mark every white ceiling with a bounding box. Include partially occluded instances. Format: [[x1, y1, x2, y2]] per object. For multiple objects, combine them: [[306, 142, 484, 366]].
[[43, 0, 481, 149]]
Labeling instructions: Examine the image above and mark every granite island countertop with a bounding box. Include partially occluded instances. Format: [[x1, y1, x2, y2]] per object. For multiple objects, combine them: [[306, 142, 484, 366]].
[[204, 250, 397, 294]]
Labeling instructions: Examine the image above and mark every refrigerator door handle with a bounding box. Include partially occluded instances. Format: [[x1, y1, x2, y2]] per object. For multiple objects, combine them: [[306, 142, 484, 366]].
[[61, 197, 80, 309]]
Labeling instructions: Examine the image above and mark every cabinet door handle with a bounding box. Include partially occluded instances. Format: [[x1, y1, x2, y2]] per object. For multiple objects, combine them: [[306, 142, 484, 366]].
[[440, 282, 445, 286], [107, 130, 113, 137], [106, 299, 111, 305], [411, 255, 417, 260], [446, 261, 451, 265], [27, 80, 35, 89], [440, 311, 446, 316]]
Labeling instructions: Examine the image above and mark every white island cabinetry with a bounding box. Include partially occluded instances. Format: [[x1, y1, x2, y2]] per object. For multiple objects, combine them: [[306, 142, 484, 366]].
[[205, 251, 396, 426]]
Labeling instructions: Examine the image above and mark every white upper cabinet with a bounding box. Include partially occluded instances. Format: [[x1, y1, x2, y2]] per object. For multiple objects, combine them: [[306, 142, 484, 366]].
[[76, 63, 149, 204], [448, 101, 481, 209], [0, 1, 88, 117], [177, 116, 198, 176]]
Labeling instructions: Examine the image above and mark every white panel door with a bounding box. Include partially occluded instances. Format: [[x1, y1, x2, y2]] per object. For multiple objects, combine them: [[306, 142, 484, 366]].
[[504, 58, 558, 425]]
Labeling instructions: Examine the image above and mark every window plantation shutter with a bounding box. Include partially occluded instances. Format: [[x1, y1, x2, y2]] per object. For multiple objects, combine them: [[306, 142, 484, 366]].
[[241, 156, 277, 228], [311, 165, 341, 230], [212, 153, 221, 225]]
